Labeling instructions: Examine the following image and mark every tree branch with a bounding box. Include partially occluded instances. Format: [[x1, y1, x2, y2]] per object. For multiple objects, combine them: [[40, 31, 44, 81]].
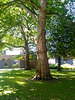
[[21, 25, 29, 49], [21, 25, 26, 40], [4, 42, 25, 48], [46, 13, 75, 24], [19, 3, 38, 21], [22, 0, 40, 10], [0, 0, 38, 21]]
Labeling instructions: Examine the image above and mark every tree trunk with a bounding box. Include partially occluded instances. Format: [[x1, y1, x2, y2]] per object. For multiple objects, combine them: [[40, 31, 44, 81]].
[[24, 41, 30, 70], [35, 3, 52, 80], [57, 55, 61, 71], [21, 26, 30, 70]]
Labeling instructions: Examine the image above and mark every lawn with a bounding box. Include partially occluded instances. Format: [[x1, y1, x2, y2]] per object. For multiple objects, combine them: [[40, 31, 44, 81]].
[[0, 69, 75, 100]]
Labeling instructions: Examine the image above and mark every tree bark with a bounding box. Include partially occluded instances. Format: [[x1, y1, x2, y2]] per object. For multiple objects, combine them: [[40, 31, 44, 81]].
[[21, 26, 30, 70], [35, 1, 52, 80], [57, 55, 61, 71], [24, 39, 30, 70]]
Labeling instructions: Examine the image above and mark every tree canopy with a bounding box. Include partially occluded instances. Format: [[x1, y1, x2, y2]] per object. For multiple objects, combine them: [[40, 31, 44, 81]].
[[46, 16, 75, 59]]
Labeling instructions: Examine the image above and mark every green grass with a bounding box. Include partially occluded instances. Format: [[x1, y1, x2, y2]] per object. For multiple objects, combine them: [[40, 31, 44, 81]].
[[0, 69, 75, 100]]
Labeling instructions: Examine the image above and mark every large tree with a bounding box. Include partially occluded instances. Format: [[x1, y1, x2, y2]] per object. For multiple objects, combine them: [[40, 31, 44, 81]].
[[0, 0, 74, 80]]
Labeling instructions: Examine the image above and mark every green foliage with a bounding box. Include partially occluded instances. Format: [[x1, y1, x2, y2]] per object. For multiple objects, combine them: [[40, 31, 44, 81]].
[[13, 64, 19, 68], [13, 53, 37, 61], [13, 55, 24, 61], [0, 0, 74, 51], [4, 61, 8, 68], [4, 61, 8, 66], [0, 5, 37, 54], [49, 64, 58, 69], [29, 54, 37, 60], [46, 15, 75, 59], [47, 0, 68, 15], [4, 65, 8, 68]]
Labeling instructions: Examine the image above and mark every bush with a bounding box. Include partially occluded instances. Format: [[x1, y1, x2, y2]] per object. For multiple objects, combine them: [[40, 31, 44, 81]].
[[49, 64, 58, 69], [4, 62, 8, 66], [4, 62, 8, 68], [13, 64, 19, 68], [4, 65, 8, 68]]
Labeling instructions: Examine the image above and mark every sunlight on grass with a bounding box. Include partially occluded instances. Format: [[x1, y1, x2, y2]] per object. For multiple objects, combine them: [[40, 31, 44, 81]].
[[0, 69, 75, 100], [0, 87, 17, 96], [0, 76, 3, 78], [34, 81, 43, 84], [4, 90, 12, 94], [61, 64, 75, 69], [9, 77, 14, 79], [16, 81, 26, 85], [52, 72, 66, 76]]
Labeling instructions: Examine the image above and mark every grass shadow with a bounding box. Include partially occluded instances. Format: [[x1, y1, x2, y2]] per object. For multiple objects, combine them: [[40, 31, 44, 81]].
[[0, 69, 75, 100]]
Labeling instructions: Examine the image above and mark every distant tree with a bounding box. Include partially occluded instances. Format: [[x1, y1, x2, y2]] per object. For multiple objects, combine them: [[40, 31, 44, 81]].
[[1, 9, 37, 70], [46, 16, 75, 71]]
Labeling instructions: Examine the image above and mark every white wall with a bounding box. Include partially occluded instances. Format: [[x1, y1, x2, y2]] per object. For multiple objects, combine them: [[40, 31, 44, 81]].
[[6, 48, 21, 55], [48, 58, 55, 64]]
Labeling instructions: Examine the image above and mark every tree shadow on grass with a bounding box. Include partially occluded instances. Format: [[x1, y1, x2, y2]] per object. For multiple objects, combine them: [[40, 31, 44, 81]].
[[0, 69, 75, 100]]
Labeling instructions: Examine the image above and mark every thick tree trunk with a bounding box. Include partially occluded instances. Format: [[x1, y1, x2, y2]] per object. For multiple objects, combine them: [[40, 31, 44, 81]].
[[35, 4, 52, 80], [57, 55, 61, 71]]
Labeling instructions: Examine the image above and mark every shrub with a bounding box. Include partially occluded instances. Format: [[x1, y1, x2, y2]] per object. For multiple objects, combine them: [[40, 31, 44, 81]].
[[49, 64, 58, 69]]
